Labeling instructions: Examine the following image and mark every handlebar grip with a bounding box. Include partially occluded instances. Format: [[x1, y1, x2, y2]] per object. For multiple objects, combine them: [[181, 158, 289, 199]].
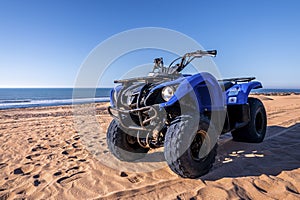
[[206, 50, 217, 56], [185, 50, 217, 57]]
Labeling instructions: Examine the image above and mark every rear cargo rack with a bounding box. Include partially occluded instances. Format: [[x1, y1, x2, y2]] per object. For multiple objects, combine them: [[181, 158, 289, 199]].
[[218, 77, 255, 84]]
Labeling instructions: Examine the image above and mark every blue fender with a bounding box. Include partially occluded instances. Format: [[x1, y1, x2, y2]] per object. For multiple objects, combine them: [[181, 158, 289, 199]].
[[160, 72, 226, 112], [110, 85, 123, 107], [110, 89, 115, 106], [226, 81, 262, 105]]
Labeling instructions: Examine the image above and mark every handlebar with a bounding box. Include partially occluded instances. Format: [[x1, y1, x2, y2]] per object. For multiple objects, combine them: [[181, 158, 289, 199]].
[[185, 50, 217, 58], [155, 49, 218, 75]]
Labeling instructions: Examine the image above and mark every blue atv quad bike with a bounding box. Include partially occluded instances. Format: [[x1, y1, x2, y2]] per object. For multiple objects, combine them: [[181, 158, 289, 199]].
[[107, 50, 267, 178]]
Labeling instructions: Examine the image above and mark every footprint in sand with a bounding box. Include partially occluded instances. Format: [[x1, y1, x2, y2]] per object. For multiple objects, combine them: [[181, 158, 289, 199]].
[[72, 142, 81, 149], [65, 166, 80, 173], [127, 175, 143, 183], [47, 154, 58, 160], [13, 164, 36, 176], [27, 137, 35, 143], [56, 171, 85, 184], [61, 149, 75, 155], [53, 171, 62, 176], [65, 139, 72, 144], [33, 179, 41, 187], [49, 143, 59, 148], [26, 153, 41, 160], [0, 163, 8, 170], [40, 137, 50, 141], [16, 190, 26, 195], [73, 135, 81, 141], [31, 145, 48, 152], [21, 165, 35, 174], [120, 172, 128, 177], [33, 174, 40, 179], [13, 168, 24, 175], [68, 156, 78, 159]]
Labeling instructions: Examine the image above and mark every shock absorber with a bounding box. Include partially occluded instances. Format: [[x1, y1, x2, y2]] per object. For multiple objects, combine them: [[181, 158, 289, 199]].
[[137, 131, 151, 148]]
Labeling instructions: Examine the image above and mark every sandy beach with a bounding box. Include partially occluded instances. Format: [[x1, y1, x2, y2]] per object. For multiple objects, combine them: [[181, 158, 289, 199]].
[[1, 95, 300, 199]]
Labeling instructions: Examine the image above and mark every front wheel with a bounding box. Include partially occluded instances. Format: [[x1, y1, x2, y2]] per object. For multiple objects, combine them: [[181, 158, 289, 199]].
[[164, 116, 218, 178], [106, 119, 149, 161], [232, 97, 267, 143]]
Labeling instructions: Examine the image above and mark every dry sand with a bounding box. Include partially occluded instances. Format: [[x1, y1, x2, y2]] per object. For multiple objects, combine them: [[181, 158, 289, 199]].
[[0, 95, 300, 199]]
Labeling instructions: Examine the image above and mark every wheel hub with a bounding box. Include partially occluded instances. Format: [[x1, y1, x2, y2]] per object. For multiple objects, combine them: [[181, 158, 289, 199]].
[[190, 130, 207, 161]]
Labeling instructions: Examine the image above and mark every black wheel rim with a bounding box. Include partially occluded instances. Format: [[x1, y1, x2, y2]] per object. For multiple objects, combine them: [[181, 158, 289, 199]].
[[126, 135, 137, 145], [255, 109, 264, 134], [190, 130, 206, 161]]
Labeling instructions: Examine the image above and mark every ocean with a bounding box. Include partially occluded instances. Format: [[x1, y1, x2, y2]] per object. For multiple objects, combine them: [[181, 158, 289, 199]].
[[252, 88, 300, 94], [0, 88, 112, 110], [0, 88, 299, 110]]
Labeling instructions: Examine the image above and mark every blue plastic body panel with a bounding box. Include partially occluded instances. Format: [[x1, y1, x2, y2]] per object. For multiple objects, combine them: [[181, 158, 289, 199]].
[[158, 72, 226, 112], [226, 81, 262, 105], [110, 85, 122, 107]]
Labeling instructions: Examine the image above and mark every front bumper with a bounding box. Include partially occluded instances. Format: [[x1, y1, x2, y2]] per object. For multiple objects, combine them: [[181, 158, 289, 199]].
[[108, 106, 159, 131]]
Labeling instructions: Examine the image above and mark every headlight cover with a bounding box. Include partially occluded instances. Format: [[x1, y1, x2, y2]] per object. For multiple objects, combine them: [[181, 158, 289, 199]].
[[161, 86, 175, 102]]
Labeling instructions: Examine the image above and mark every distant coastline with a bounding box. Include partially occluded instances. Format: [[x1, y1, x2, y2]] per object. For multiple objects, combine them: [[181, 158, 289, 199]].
[[251, 88, 300, 96], [252, 92, 300, 96]]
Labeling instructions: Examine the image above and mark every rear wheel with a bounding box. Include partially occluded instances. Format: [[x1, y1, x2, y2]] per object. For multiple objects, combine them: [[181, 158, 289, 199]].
[[106, 119, 149, 161], [232, 97, 267, 143], [164, 116, 218, 178]]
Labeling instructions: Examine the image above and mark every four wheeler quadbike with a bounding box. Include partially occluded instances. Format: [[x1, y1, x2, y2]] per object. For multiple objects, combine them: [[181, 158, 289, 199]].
[[106, 50, 267, 178]]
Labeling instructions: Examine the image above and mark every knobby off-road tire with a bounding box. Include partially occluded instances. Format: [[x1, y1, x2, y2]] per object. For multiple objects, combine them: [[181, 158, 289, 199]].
[[164, 116, 218, 178], [232, 97, 267, 143], [106, 119, 149, 161]]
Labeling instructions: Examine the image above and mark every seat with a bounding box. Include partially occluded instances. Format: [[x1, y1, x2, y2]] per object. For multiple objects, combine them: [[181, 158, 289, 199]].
[[219, 81, 234, 91]]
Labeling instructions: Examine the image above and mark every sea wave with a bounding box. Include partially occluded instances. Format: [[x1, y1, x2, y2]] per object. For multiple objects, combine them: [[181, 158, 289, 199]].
[[0, 99, 32, 103], [0, 97, 110, 110]]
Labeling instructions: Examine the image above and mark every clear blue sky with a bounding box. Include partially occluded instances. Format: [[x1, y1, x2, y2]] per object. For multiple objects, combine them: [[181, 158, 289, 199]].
[[0, 0, 299, 88]]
